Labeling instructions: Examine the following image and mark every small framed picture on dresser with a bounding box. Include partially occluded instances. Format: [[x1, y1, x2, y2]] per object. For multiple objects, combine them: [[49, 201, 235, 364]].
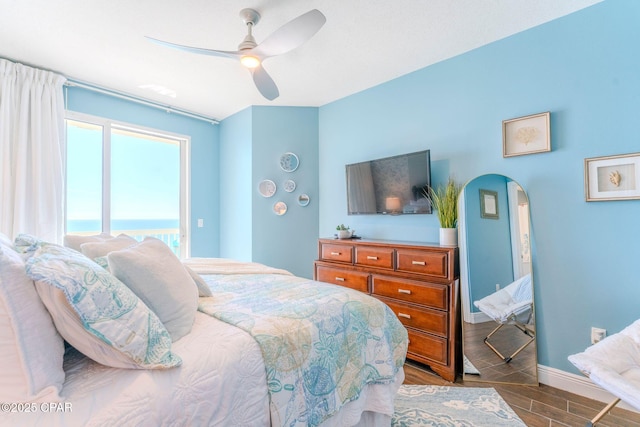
[[584, 152, 640, 201]]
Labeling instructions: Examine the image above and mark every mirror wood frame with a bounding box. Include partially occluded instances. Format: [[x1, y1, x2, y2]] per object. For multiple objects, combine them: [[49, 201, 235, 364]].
[[458, 174, 538, 386]]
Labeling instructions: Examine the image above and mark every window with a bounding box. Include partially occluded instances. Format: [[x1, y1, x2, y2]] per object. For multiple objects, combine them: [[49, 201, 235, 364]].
[[65, 113, 190, 257]]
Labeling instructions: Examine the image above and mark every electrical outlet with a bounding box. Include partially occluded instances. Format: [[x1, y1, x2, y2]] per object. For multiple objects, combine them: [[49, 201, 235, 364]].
[[591, 327, 606, 344], [197, 219, 204, 228], [495, 284, 500, 292]]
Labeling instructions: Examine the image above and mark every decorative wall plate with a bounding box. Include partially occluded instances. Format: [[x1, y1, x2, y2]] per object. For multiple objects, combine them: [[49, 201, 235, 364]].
[[279, 152, 299, 172], [258, 179, 276, 197], [298, 194, 310, 206], [273, 201, 287, 215], [283, 179, 296, 192]]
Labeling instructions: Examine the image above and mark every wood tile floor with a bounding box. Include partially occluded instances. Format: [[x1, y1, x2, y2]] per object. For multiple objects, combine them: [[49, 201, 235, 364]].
[[403, 360, 640, 427], [463, 320, 537, 385]]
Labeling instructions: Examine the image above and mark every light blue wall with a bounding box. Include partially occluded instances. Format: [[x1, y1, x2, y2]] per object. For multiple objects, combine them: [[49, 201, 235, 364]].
[[318, 0, 640, 373], [65, 86, 219, 257], [219, 107, 253, 261], [219, 106, 320, 278]]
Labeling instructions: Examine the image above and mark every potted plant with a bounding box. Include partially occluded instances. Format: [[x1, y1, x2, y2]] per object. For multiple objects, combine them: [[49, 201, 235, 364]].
[[426, 178, 462, 246], [336, 224, 353, 239]]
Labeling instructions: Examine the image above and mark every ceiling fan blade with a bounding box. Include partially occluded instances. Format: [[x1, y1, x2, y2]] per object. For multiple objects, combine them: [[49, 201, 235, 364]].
[[146, 36, 240, 59], [252, 9, 326, 58], [251, 65, 279, 100]]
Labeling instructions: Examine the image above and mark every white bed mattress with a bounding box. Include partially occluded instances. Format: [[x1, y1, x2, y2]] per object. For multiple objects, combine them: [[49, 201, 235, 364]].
[[2, 311, 403, 426]]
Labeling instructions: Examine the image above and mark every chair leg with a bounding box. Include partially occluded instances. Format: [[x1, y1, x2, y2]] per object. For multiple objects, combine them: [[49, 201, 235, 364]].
[[483, 323, 536, 363], [586, 398, 620, 427], [514, 323, 535, 338], [505, 332, 535, 363], [483, 324, 508, 361]]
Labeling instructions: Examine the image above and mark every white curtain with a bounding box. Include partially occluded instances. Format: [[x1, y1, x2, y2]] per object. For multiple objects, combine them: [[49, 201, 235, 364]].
[[0, 59, 67, 242]]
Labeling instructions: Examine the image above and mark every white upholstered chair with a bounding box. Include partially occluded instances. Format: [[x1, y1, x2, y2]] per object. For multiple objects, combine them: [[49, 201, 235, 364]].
[[568, 319, 640, 426], [473, 274, 535, 363]]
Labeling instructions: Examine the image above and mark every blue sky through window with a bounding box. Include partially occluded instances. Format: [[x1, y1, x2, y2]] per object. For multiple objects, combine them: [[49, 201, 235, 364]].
[[111, 131, 179, 220], [66, 121, 180, 233], [66, 123, 102, 222]]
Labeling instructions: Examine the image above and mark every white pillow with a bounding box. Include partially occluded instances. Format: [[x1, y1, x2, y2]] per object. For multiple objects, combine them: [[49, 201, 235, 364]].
[[0, 244, 65, 402], [108, 237, 199, 342], [26, 243, 181, 369], [80, 234, 137, 259], [184, 265, 213, 297], [63, 233, 113, 251]]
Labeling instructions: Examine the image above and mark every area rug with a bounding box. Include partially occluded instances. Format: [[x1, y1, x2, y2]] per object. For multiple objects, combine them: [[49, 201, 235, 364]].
[[392, 385, 526, 426]]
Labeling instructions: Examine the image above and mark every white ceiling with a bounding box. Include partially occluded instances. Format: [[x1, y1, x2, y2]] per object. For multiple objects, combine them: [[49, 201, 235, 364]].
[[0, 0, 601, 121]]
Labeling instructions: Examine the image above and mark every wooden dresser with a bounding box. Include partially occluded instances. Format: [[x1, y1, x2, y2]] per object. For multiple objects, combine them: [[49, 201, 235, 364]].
[[313, 238, 460, 382]]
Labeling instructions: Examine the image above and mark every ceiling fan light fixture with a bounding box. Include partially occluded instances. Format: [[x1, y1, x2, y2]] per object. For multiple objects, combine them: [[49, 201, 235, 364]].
[[146, 8, 326, 100], [240, 55, 261, 68]]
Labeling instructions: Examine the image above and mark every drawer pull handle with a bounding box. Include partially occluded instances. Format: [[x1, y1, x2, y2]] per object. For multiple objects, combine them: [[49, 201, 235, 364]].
[[366, 256, 378, 260], [398, 313, 411, 319], [330, 252, 341, 256], [335, 277, 345, 282], [398, 289, 412, 295], [412, 260, 426, 266]]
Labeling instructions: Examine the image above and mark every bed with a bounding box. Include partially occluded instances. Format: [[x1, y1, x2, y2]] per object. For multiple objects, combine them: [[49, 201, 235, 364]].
[[0, 233, 408, 427]]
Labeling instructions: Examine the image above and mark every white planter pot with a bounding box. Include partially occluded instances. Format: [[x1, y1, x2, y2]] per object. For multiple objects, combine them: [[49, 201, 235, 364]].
[[439, 227, 458, 247], [337, 230, 353, 239]]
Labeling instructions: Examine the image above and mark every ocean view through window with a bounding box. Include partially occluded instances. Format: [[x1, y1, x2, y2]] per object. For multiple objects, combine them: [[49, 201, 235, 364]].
[[65, 114, 190, 257]]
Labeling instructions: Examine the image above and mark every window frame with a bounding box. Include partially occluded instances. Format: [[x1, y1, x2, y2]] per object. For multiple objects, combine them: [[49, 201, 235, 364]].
[[65, 111, 191, 258]]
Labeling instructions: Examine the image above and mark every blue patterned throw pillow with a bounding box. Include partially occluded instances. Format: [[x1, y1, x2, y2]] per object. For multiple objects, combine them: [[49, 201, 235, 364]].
[[94, 255, 110, 270], [13, 233, 45, 255], [25, 242, 181, 369]]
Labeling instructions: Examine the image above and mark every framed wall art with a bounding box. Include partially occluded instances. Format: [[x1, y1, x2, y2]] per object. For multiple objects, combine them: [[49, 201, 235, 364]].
[[502, 112, 551, 157], [273, 201, 288, 215], [584, 152, 640, 201], [479, 189, 499, 219], [258, 179, 276, 197], [279, 152, 299, 172]]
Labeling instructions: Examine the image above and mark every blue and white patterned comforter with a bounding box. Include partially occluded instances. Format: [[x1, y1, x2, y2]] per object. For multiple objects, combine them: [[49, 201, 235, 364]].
[[198, 272, 408, 427]]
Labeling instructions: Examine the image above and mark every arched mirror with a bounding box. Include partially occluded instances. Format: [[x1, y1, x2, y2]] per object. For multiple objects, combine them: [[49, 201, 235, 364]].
[[458, 174, 538, 386]]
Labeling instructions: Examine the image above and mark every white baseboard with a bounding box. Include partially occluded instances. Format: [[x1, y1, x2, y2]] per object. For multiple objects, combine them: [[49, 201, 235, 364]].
[[467, 311, 491, 324], [538, 364, 638, 413]]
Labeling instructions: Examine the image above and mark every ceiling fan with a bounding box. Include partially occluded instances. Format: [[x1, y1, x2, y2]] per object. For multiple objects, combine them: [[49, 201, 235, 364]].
[[146, 8, 326, 101]]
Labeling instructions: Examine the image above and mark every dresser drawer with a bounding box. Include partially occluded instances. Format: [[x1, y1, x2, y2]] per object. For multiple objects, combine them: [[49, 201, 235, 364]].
[[315, 266, 369, 293], [320, 243, 353, 263], [371, 275, 448, 310], [316, 237, 458, 381], [355, 246, 394, 269], [381, 298, 448, 337], [396, 249, 449, 279], [407, 328, 448, 365]]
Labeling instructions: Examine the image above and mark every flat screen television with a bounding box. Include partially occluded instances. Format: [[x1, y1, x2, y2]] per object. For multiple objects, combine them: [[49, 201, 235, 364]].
[[345, 150, 432, 215]]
